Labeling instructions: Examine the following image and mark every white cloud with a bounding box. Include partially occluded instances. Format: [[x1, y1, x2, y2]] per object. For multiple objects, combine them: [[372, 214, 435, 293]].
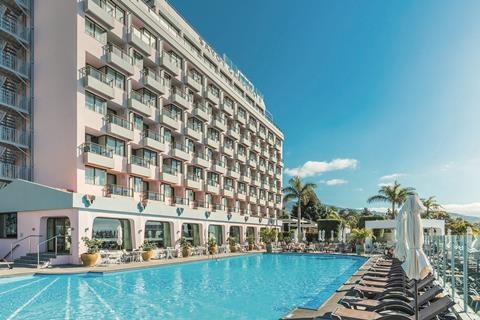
[[442, 203, 480, 216], [379, 173, 405, 181], [324, 179, 348, 186], [355, 188, 364, 192], [377, 182, 394, 187], [285, 159, 358, 178]]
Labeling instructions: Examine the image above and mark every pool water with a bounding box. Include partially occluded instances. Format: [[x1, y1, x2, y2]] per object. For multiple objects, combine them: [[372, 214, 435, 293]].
[[0, 254, 365, 320]]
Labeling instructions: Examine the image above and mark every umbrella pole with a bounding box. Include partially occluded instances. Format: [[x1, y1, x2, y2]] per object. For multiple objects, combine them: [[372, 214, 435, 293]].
[[415, 280, 419, 320]]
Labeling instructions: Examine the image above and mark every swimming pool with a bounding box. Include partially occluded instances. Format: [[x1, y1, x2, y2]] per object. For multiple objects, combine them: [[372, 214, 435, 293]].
[[0, 253, 365, 320]]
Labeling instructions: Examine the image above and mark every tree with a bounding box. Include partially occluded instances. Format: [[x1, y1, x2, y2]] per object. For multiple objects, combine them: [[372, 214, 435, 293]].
[[421, 196, 443, 219], [283, 176, 317, 242], [367, 181, 415, 218], [291, 189, 322, 221]]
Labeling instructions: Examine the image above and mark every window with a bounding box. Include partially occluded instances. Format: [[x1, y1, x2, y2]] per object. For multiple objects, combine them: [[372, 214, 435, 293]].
[[106, 0, 125, 23], [187, 117, 203, 132], [133, 114, 143, 130], [85, 91, 106, 114], [131, 176, 147, 192], [188, 68, 202, 83], [208, 84, 220, 97], [85, 17, 106, 43], [0, 213, 17, 238], [207, 172, 219, 185], [140, 149, 157, 166], [238, 107, 246, 119], [106, 136, 125, 156], [224, 137, 233, 149], [132, 50, 143, 66], [104, 67, 125, 89], [85, 166, 106, 185], [145, 221, 172, 248], [207, 128, 219, 141]]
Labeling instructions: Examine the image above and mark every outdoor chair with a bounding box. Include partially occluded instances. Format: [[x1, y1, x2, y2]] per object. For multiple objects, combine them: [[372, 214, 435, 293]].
[[352, 274, 435, 299], [0, 260, 12, 269], [331, 295, 455, 320], [340, 284, 443, 314]]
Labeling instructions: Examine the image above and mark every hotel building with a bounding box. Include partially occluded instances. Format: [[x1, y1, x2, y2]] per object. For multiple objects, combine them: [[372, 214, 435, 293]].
[[0, 0, 284, 265]]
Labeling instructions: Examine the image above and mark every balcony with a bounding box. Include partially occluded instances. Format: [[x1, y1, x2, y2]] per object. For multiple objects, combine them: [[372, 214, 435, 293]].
[[258, 130, 266, 140], [185, 75, 202, 92], [236, 192, 246, 201], [143, 191, 164, 202], [169, 91, 190, 109], [128, 91, 154, 117], [267, 136, 275, 146], [128, 156, 152, 178], [204, 89, 220, 105], [251, 178, 261, 188], [106, 184, 133, 197], [223, 186, 234, 198], [204, 137, 220, 149], [141, 70, 168, 95], [0, 162, 30, 181], [127, 27, 153, 56], [248, 158, 257, 168], [222, 145, 233, 157], [104, 44, 134, 75], [275, 202, 282, 210], [169, 143, 190, 161], [275, 142, 281, 151], [205, 181, 220, 194], [192, 105, 208, 121], [270, 154, 277, 163], [192, 154, 210, 168], [253, 143, 261, 153], [275, 171, 282, 180], [81, 67, 114, 99], [211, 118, 226, 132], [240, 137, 251, 148], [258, 198, 266, 206], [248, 122, 257, 132], [227, 128, 240, 140], [235, 113, 246, 125], [159, 112, 180, 131], [221, 101, 234, 115], [258, 163, 266, 173], [0, 89, 29, 114], [0, 52, 29, 80], [106, 114, 133, 140], [160, 167, 180, 184], [82, 142, 114, 169], [247, 196, 257, 204], [0, 125, 29, 149], [142, 130, 165, 152], [159, 54, 181, 75], [239, 174, 250, 184], [226, 169, 240, 180], [184, 126, 203, 141], [211, 160, 227, 175], [185, 175, 203, 190], [84, 0, 115, 29], [236, 153, 246, 163], [261, 149, 269, 158]]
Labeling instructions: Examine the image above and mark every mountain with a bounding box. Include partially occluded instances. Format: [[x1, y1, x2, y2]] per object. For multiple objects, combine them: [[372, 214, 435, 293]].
[[448, 212, 480, 223]]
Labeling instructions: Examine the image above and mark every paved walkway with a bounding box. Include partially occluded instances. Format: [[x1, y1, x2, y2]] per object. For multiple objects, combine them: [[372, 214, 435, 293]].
[[0, 250, 259, 278]]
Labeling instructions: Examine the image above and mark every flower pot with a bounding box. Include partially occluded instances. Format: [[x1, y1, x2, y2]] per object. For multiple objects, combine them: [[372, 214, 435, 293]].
[[142, 250, 153, 261], [266, 243, 273, 253], [355, 244, 365, 255], [208, 244, 218, 254], [81, 253, 99, 267], [182, 247, 192, 257]]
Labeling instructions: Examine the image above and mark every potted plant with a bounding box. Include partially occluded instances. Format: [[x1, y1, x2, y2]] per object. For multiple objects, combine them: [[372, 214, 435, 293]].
[[80, 237, 102, 267], [208, 236, 218, 254], [260, 228, 278, 253], [228, 237, 237, 253], [180, 237, 192, 257], [247, 235, 255, 251], [141, 240, 156, 261], [349, 228, 374, 255]]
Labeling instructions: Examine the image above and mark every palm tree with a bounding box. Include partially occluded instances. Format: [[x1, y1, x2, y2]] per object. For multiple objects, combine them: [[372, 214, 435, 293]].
[[367, 181, 415, 218], [283, 176, 317, 242], [421, 196, 442, 219]]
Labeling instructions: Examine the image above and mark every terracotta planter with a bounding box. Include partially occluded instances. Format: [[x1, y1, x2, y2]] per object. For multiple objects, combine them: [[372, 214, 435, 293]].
[[182, 247, 192, 257], [81, 253, 99, 267], [142, 250, 154, 261], [208, 245, 218, 255]]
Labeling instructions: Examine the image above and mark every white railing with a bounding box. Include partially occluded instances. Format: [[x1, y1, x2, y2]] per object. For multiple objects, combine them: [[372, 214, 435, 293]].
[[9, 234, 42, 261], [37, 234, 59, 268]]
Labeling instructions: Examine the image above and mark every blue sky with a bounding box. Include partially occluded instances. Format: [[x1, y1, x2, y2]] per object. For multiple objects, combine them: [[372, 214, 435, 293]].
[[169, 0, 480, 216]]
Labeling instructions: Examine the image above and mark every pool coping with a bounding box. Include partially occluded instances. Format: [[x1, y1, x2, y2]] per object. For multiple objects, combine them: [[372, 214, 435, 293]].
[[280, 253, 373, 320]]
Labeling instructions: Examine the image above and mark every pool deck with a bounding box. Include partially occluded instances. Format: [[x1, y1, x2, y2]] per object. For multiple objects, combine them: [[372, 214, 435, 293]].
[[0, 250, 260, 277]]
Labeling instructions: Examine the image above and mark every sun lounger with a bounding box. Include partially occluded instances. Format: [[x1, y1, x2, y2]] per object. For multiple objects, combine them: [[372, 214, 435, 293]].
[[353, 274, 434, 299], [0, 260, 12, 269], [340, 284, 443, 314], [331, 295, 455, 320]]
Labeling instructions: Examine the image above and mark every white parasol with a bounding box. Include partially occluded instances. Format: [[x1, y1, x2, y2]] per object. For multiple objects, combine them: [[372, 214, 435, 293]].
[[394, 210, 408, 261], [116, 225, 123, 248]]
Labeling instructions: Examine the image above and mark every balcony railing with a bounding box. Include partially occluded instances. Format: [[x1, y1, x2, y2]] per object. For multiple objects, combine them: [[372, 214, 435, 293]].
[[83, 142, 113, 157], [130, 155, 150, 168], [143, 129, 163, 142], [0, 51, 28, 77], [106, 184, 133, 197], [0, 162, 29, 180], [103, 43, 134, 65], [80, 66, 112, 86], [0, 88, 28, 113], [186, 173, 202, 181], [0, 17, 29, 43], [143, 191, 164, 201], [196, 153, 210, 161], [131, 90, 156, 107], [162, 165, 178, 175], [0, 125, 29, 147], [206, 179, 219, 187], [106, 114, 132, 130]]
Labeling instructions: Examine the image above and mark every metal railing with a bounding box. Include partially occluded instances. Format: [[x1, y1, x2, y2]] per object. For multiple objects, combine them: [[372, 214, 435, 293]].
[[106, 114, 133, 130], [9, 234, 42, 261], [130, 155, 150, 168], [143, 191, 164, 201], [37, 235, 58, 268], [103, 43, 134, 65], [80, 66, 113, 86], [0, 125, 29, 147], [83, 142, 113, 158], [0, 162, 30, 180], [105, 184, 133, 197], [143, 129, 163, 142]]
